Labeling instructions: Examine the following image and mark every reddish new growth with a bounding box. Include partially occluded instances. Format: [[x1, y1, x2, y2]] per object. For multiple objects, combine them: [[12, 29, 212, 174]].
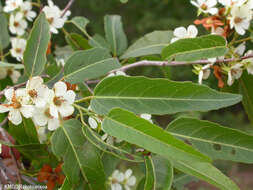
[[37, 163, 65, 190], [194, 16, 224, 30], [65, 82, 78, 91], [213, 65, 225, 88]]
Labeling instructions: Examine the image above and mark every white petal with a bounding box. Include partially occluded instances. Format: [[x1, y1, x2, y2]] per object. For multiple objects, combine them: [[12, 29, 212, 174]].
[[187, 25, 198, 37], [124, 185, 131, 190], [20, 105, 34, 118], [8, 109, 22, 125], [124, 169, 133, 179], [173, 27, 187, 38], [127, 176, 136, 186], [49, 104, 59, 118], [48, 118, 60, 131], [54, 81, 67, 96], [33, 112, 48, 126], [88, 117, 98, 129], [58, 104, 74, 117], [140, 114, 152, 120], [111, 184, 122, 190], [198, 70, 204, 84], [0, 105, 10, 113], [64, 90, 76, 104], [4, 88, 14, 101]]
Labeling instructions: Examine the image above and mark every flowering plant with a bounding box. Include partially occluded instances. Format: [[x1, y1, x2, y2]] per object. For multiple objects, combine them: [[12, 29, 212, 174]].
[[0, 0, 253, 189]]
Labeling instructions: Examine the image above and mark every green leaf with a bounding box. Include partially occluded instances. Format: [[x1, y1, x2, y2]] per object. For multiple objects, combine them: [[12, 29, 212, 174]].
[[66, 33, 92, 50], [23, 13, 50, 77], [89, 34, 110, 50], [162, 35, 228, 61], [0, 141, 47, 161], [82, 125, 143, 162], [0, 62, 24, 69], [120, 0, 128, 3], [104, 15, 127, 56], [102, 108, 211, 163], [8, 118, 39, 145], [173, 160, 239, 190], [70, 16, 90, 34], [173, 174, 197, 190], [64, 48, 121, 83], [144, 156, 156, 190], [51, 119, 106, 189], [167, 117, 253, 163], [239, 72, 253, 125], [90, 76, 242, 115], [121, 31, 173, 59], [152, 156, 173, 190], [0, 13, 10, 49]]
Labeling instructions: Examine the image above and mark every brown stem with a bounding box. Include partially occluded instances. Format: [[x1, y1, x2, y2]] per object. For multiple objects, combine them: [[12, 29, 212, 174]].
[[61, 0, 75, 17], [110, 53, 253, 73]]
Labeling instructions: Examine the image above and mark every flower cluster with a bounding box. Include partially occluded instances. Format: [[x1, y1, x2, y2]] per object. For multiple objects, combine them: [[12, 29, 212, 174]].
[[42, 0, 71, 34], [4, 0, 36, 61], [191, 0, 253, 36], [109, 169, 136, 190], [0, 77, 76, 131], [171, 0, 253, 87], [0, 0, 71, 83]]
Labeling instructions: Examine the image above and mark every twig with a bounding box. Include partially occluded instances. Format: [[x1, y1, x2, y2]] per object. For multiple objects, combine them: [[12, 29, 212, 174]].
[[111, 53, 253, 73], [61, 0, 75, 17], [86, 79, 101, 85], [83, 82, 94, 94]]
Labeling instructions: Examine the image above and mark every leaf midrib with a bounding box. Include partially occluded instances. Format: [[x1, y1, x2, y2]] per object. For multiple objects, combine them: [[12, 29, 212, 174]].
[[104, 116, 210, 162], [93, 95, 239, 102], [61, 125, 92, 190], [64, 57, 116, 79], [169, 130, 253, 153]]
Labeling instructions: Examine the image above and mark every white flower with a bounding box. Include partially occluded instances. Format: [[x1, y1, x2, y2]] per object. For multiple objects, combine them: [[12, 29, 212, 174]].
[[26, 76, 49, 108], [0, 67, 21, 83], [56, 58, 65, 67], [247, 0, 253, 9], [36, 126, 47, 143], [8, 69, 21, 83], [32, 100, 60, 131], [20, 1, 37, 21], [171, 25, 198, 43], [218, 0, 246, 6], [211, 27, 225, 36], [43, 0, 71, 34], [227, 63, 243, 86], [49, 81, 75, 119], [122, 169, 136, 190], [109, 170, 124, 190], [191, 0, 218, 15], [229, 4, 252, 35], [107, 71, 127, 77], [9, 13, 28, 36], [3, 0, 23, 13], [234, 42, 246, 56], [140, 113, 153, 123], [10, 38, 26, 61], [88, 117, 100, 129], [0, 88, 34, 125]]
